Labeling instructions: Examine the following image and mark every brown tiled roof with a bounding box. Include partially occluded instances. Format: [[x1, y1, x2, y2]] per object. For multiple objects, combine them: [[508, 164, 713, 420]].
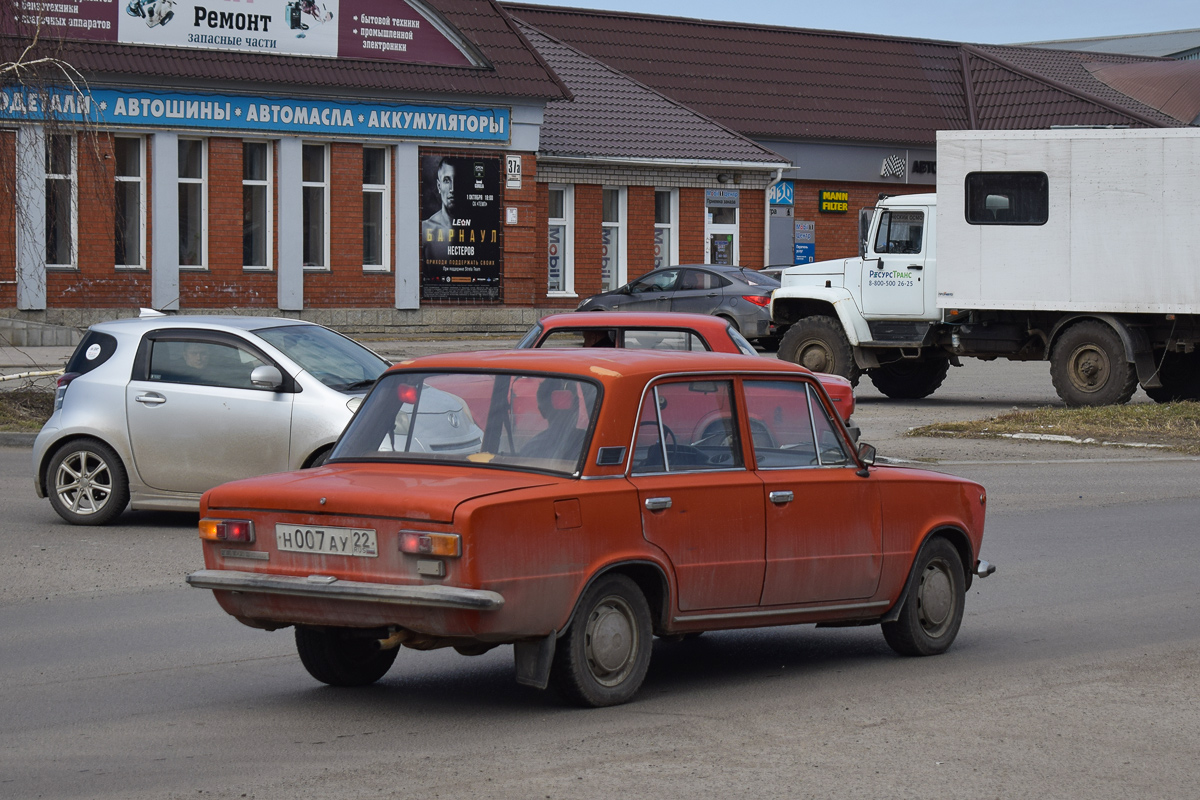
[[506, 3, 1192, 144], [1084, 60, 1200, 124], [0, 0, 569, 101], [517, 21, 785, 164]]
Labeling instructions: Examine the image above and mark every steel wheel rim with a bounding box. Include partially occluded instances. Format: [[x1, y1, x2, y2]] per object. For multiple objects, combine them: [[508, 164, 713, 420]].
[[584, 595, 638, 687], [1067, 343, 1110, 394], [916, 558, 955, 637], [55, 451, 113, 516], [797, 339, 833, 372]]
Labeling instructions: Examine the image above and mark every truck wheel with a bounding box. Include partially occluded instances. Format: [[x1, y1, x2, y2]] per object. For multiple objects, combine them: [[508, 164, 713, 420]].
[[1144, 351, 1200, 403], [551, 574, 652, 707], [777, 316, 861, 386], [1050, 321, 1137, 407], [295, 626, 399, 687], [882, 537, 965, 657], [868, 358, 949, 399]]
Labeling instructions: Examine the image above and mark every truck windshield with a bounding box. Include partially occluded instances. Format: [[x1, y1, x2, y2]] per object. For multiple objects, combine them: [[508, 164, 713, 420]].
[[873, 210, 924, 255]]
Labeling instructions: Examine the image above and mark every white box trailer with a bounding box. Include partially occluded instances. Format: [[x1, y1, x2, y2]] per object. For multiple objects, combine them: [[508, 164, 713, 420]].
[[770, 127, 1200, 406], [936, 128, 1200, 313]]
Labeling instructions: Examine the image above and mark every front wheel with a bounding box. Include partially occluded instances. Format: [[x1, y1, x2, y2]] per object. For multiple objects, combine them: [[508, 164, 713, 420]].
[[295, 627, 399, 687], [47, 439, 130, 525], [551, 574, 652, 707], [882, 537, 965, 657], [1050, 321, 1137, 407], [777, 316, 861, 386], [868, 358, 950, 399]]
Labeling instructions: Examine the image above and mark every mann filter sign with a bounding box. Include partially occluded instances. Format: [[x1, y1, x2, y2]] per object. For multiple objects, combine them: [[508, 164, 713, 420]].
[[14, 0, 476, 65], [819, 189, 849, 213]]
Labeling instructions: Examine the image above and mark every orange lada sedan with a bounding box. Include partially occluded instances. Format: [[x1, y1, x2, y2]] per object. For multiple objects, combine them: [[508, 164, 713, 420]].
[[188, 350, 995, 707]]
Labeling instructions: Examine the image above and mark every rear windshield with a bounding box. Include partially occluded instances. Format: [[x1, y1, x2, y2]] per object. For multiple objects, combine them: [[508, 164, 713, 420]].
[[332, 371, 600, 475], [64, 331, 118, 376], [737, 269, 781, 288]]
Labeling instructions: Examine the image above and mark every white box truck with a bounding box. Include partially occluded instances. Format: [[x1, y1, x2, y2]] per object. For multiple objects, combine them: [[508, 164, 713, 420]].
[[770, 127, 1200, 406]]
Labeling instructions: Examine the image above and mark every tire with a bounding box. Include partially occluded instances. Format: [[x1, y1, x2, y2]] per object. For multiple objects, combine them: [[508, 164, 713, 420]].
[[551, 574, 653, 707], [1050, 321, 1137, 407], [1143, 351, 1200, 403], [868, 358, 950, 399], [305, 447, 332, 468], [295, 626, 399, 687], [777, 316, 861, 386], [46, 439, 130, 526], [882, 537, 966, 657]]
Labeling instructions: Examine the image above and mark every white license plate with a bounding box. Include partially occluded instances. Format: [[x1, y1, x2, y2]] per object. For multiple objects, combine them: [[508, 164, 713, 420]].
[[275, 524, 378, 558]]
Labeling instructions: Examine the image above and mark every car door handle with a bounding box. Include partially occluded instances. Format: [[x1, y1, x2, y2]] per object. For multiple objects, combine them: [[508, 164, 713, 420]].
[[769, 490, 794, 504], [644, 497, 672, 511], [908, 264, 923, 271], [134, 393, 167, 406]]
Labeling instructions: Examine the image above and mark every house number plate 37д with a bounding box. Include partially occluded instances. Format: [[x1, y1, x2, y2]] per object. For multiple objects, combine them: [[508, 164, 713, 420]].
[[275, 525, 378, 557]]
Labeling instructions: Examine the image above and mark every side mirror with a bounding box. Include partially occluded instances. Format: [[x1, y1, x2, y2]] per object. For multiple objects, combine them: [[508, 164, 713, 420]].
[[250, 364, 284, 390], [855, 442, 876, 477]]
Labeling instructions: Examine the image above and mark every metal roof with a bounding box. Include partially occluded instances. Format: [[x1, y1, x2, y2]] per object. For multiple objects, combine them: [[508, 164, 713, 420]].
[[506, 3, 1192, 145], [517, 21, 785, 164]]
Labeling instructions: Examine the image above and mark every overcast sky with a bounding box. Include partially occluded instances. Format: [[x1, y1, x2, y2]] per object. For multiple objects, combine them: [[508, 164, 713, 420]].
[[510, 0, 1196, 44]]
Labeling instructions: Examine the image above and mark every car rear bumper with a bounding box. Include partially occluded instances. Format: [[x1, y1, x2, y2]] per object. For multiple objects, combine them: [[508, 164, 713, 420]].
[[186, 568, 505, 611]]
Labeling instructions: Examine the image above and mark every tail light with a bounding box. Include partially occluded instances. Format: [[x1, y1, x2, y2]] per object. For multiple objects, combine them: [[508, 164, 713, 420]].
[[199, 518, 255, 543], [54, 372, 79, 410], [741, 295, 771, 307], [399, 531, 461, 557]]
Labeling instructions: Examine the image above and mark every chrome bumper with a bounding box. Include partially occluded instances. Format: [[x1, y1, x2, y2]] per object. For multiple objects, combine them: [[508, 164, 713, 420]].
[[975, 560, 997, 578], [186, 569, 505, 611]]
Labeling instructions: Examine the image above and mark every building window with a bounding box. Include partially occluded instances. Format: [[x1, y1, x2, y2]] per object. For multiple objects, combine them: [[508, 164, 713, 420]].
[[302, 143, 329, 269], [362, 146, 390, 271], [45, 133, 75, 269], [178, 138, 207, 268], [654, 188, 677, 269], [705, 188, 739, 266], [547, 184, 574, 295], [243, 141, 272, 270], [601, 187, 625, 292], [113, 137, 144, 269]]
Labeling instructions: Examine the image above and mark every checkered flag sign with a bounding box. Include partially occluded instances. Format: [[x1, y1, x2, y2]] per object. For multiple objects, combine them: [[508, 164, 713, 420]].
[[881, 155, 906, 178]]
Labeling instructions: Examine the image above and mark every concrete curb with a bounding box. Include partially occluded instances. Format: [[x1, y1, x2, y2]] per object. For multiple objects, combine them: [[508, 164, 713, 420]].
[[0, 432, 37, 447]]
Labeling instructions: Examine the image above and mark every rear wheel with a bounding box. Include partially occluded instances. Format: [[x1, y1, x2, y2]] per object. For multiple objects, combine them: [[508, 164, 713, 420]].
[[777, 316, 861, 386], [46, 439, 129, 526], [1050, 321, 1137, 407], [295, 627, 399, 687], [882, 537, 965, 657], [868, 358, 950, 399], [1144, 351, 1200, 403], [551, 574, 652, 707]]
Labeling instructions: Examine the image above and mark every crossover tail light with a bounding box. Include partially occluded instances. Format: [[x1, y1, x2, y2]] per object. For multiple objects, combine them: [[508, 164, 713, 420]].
[[741, 295, 771, 307], [199, 518, 255, 543], [54, 372, 79, 410], [399, 531, 461, 557]]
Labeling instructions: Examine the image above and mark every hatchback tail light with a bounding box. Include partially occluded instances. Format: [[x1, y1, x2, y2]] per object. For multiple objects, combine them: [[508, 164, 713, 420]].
[[199, 518, 255, 543], [741, 295, 771, 307], [54, 372, 79, 410]]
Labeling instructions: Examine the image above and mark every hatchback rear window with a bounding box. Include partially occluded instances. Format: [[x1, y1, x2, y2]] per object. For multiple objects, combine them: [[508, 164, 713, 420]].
[[64, 331, 118, 376]]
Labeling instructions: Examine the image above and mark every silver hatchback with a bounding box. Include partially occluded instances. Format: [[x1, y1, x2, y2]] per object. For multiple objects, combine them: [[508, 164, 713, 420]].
[[32, 315, 481, 525]]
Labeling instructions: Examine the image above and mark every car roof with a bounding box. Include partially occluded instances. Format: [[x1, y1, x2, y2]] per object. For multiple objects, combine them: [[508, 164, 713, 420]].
[[535, 311, 733, 334], [87, 315, 315, 335], [391, 348, 812, 383]]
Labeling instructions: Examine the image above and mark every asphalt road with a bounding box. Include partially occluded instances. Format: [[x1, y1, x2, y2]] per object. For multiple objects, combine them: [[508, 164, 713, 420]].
[[3, 358, 1199, 799]]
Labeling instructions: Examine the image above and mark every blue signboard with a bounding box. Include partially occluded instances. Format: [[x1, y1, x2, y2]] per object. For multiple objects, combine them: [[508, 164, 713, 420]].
[[768, 181, 794, 206], [794, 243, 815, 264], [0, 86, 510, 143]]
